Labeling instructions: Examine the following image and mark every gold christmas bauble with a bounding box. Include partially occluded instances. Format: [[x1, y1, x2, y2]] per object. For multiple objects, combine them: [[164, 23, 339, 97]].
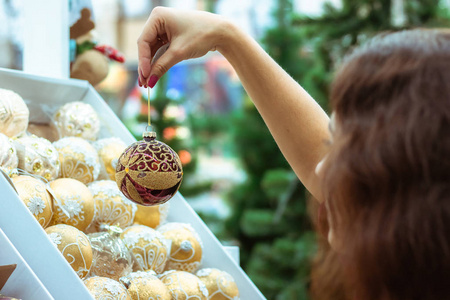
[[13, 135, 60, 181], [93, 137, 127, 180], [88, 225, 133, 281], [45, 224, 93, 279], [196, 268, 240, 300], [0, 88, 29, 137], [48, 178, 94, 231], [133, 202, 170, 229], [159, 270, 209, 300], [120, 271, 171, 300], [0, 133, 18, 173], [53, 137, 100, 184], [121, 224, 170, 274], [86, 180, 137, 232], [157, 222, 203, 272], [53, 101, 100, 141], [12, 175, 53, 228], [84, 276, 131, 300]]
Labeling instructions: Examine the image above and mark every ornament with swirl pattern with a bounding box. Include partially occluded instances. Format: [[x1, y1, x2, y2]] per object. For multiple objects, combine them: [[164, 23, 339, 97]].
[[115, 131, 183, 206], [159, 270, 209, 300], [45, 224, 93, 279], [196, 268, 240, 300]]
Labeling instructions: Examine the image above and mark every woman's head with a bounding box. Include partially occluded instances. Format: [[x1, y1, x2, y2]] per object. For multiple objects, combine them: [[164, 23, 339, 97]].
[[313, 29, 450, 300]]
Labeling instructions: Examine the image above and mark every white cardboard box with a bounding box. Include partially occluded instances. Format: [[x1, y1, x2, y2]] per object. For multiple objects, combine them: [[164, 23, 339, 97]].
[[0, 67, 266, 299], [0, 228, 54, 300]]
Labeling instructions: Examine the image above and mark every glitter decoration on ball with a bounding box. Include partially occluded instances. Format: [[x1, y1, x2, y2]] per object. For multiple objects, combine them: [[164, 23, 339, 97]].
[[115, 131, 183, 206], [12, 175, 53, 228], [120, 271, 171, 300], [45, 224, 93, 279], [88, 225, 133, 281], [13, 135, 60, 181], [157, 222, 203, 273], [53, 137, 100, 184], [48, 178, 94, 231], [159, 270, 209, 300], [0, 133, 18, 173], [121, 224, 170, 274], [84, 276, 131, 300], [53, 101, 100, 141], [0, 88, 29, 138], [196, 268, 240, 300], [115, 87, 183, 206]]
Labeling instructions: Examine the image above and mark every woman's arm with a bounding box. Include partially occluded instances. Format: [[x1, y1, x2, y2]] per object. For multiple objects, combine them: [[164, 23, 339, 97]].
[[138, 7, 330, 201]]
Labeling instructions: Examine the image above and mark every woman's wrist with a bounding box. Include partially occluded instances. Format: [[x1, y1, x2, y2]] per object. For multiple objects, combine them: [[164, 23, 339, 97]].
[[214, 18, 242, 56]]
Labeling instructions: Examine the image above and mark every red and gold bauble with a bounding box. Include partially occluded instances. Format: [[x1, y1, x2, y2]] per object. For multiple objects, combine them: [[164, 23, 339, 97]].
[[115, 131, 183, 206]]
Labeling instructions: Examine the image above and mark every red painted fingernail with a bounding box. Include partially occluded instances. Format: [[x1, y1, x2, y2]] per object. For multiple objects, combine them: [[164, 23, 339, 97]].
[[148, 75, 159, 88]]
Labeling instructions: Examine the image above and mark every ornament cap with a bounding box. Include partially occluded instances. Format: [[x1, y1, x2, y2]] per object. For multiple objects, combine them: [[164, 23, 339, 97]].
[[143, 131, 156, 140]]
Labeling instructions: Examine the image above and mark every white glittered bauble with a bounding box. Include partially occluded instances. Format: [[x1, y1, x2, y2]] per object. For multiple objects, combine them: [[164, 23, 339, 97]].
[[53, 101, 100, 141], [159, 270, 209, 300], [45, 224, 93, 279], [53, 137, 100, 184], [121, 224, 170, 274], [85, 180, 137, 232], [84, 276, 131, 300], [120, 271, 171, 300], [196, 268, 240, 300], [13, 135, 60, 181], [0, 133, 18, 173], [93, 137, 127, 180], [12, 175, 53, 228], [0, 88, 29, 137], [157, 222, 203, 273], [48, 178, 94, 231]]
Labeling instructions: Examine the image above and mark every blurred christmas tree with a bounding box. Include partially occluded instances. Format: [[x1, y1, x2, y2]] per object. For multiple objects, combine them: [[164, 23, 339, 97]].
[[223, 0, 450, 299]]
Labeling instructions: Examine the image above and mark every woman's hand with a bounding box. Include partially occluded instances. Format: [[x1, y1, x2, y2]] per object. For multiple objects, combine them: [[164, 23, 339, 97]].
[[137, 6, 229, 87]]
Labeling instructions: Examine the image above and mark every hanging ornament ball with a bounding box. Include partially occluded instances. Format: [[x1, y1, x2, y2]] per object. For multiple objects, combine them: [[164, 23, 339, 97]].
[[48, 178, 94, 231], [45, 224, 93, 279], [13, 135, 60, 181], [12, 175, 53, 228], [159, 270, 209, 300], [120, 271, 171, 300], [196, 268, 240, 300], [53, 101, 100, 141], [53, 137, 100, 184], [0, 133, 18, 173], [85, 180, 137, 233], [121, 224, 170, 274], [134, 201, 170, 229], [88, 225, 133, 281], [115, 131, 183, 206], [93, 137, 127, 180], [157, 222, 203, 273], [84, 276, 131, 300], [0, 88, 29, 138]]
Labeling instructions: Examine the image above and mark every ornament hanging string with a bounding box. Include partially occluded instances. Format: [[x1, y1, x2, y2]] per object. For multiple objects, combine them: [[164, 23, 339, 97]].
[[147, 87, 151, 130]]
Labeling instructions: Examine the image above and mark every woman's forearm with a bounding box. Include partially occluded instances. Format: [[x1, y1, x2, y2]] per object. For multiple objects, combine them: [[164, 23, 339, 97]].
[[218, 22, 330, 201]]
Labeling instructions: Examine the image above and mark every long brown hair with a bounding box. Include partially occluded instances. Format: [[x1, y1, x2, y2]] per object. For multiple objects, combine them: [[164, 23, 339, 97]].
[[311, 29, 450, 300]]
